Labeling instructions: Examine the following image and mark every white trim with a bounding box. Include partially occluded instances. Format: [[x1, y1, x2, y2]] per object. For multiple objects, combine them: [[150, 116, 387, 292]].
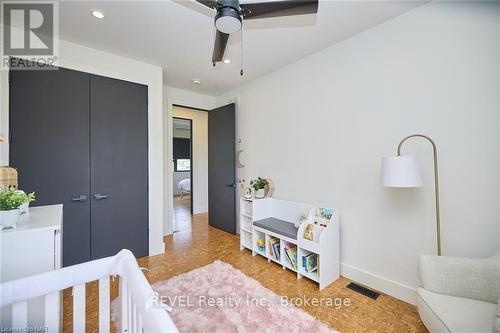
[[341, 262, 417, 305]]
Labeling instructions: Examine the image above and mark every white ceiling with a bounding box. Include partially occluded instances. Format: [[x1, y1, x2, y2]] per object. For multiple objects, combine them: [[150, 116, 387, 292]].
[[59, 0, 424, 96]]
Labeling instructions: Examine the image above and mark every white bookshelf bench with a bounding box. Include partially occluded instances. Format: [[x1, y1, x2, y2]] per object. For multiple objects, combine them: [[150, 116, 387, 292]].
[[239, 197, 340, 290]]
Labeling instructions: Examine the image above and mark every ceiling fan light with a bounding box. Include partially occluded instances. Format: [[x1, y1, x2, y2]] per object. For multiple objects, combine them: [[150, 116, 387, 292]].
[[215, 7, 242, 34]]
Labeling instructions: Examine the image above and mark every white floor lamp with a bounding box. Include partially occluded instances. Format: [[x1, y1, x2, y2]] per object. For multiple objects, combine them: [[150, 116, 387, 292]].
[[381, 134, 442, 256]]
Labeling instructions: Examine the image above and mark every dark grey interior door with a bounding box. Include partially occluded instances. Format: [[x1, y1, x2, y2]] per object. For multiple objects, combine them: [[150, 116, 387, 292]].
[[208, 103, 236, 234], [9, 68, 91, 267], [90, 75, 149, 260]]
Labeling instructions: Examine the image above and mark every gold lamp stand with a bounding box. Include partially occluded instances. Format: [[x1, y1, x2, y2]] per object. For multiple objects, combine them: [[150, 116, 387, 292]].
[[382, 134, 442, 256], [397, 134, 441, 256]]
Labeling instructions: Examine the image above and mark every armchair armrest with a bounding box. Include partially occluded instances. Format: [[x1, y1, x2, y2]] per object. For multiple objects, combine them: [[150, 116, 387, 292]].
[[418, 254, 500, 303]]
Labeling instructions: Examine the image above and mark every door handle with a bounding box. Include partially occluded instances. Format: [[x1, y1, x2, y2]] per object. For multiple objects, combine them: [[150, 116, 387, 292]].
[[93, 194, 109, 200], [225, 183, 236, 188], [71, 195, 87, 202]]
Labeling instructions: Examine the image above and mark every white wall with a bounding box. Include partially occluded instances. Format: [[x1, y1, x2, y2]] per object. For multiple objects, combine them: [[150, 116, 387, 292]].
[[163, 86, 216, 235], [217, 1, 500, 304], [0, 39, 165, 256]]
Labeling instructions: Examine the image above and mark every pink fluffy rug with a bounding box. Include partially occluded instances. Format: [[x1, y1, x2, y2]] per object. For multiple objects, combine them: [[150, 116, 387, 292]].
[[112, 260, 335, 332]]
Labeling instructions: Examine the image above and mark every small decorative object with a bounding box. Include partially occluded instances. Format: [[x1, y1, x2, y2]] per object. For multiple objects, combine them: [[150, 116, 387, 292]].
[[236, 149, 245, 168], [250, 177, 269, 198], [256, 238, 265, 252], [294, 213, 308, 229], [319, 208, 334, 220], [265, 178, 275, 197], [0, 187, 35, 229], [0, 167, 18, 189], [244, 187, 252, 199], [304, 224, 314, 241]]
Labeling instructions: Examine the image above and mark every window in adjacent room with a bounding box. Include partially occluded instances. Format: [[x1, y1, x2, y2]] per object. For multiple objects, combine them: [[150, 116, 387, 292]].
[[173, 137, 191, 172]]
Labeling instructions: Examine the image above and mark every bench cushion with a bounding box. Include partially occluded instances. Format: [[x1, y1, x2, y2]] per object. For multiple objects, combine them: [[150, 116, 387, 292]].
[[253, 218, 297, 240]]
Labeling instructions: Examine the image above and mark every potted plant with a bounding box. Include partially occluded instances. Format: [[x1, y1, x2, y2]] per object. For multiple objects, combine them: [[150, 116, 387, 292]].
[[250, 177, 269, 198], [0, 187, 35, 229], [16, 190, 35, 214]]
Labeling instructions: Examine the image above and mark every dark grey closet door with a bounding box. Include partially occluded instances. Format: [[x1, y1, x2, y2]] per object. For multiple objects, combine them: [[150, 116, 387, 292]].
[[9, 68, 91, 267], [89, 75, 149, 260]]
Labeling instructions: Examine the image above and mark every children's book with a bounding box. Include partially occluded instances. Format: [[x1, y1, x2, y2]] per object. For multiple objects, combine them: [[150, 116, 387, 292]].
[[284, 245, 297, 270], [269, 237, 280, 260], [305, 253, 318, 273]]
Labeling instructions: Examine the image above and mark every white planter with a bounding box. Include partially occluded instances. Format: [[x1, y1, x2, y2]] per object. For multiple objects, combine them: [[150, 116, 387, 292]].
[[0, 209, 20, 230], [255, 189, 265, 198], [19, 202, 29, 214]]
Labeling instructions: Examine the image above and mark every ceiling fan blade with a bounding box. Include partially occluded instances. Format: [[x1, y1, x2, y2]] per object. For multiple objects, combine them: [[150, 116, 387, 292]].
[[241, 0, 318, 20], [212, 30, 230, 63], [196, 0, 219, 9]]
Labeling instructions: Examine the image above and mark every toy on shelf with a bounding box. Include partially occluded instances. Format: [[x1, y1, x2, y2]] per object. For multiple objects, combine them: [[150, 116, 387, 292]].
[[256, 238, 265, 252]]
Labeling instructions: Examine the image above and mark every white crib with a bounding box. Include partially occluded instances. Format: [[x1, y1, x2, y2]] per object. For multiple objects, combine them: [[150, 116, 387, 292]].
[[0, 249, 178, 332]]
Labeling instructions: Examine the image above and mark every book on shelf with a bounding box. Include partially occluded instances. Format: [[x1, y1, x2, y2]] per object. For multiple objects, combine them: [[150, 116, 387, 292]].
[[301, 253, 318, 273], [269, 237, 280, 260], [284, 243, 297, 270]]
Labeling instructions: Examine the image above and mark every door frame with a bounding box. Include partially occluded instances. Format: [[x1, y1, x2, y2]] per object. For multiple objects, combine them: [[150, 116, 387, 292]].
[[164, 102, 211, 236], [172, 116, 194, 215]]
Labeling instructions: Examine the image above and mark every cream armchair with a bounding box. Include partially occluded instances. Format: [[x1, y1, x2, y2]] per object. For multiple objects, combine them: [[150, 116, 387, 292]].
[[417, 250, 500, 333]]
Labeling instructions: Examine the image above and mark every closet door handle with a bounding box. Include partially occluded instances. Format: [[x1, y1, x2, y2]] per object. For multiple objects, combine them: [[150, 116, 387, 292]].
[[94, 194, 109, 200], [71, 195, 87, 202], [225, 183, 236, 188]]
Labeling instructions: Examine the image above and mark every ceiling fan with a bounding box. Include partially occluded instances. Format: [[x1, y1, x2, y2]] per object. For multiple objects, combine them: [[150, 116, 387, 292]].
[[195, 0, 319, 70]]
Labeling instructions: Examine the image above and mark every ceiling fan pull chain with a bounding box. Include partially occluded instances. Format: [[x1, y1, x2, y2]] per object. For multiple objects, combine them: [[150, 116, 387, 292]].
[[240, 26, 244, 76]]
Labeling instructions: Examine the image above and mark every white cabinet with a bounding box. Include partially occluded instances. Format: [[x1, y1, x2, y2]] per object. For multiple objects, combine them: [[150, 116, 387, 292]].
[[0, 205, 62, 328]]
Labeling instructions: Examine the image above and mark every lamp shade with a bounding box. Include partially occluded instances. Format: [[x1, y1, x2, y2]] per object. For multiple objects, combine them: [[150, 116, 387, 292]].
[[381, 155, 423, 187]]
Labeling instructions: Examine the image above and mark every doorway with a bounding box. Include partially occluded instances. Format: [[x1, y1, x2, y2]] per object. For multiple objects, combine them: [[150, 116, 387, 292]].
[[171, 105, 209, 233], [172, 117, 193, 231], [169, 104, 236, 235]]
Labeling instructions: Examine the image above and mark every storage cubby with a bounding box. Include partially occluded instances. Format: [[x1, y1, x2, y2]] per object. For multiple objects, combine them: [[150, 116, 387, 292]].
[[281, 241, 298, 272], [240, 230, 252, 250], [241, 215, 252, 232], [240, 199, 255, 251], [242, 199, 253, 216], [267, 236, 281, 263], [298, 248, 319, 282], [252, 229, 266, 256]]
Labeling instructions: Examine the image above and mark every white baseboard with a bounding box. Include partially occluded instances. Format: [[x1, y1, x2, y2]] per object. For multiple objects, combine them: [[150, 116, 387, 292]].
[[193, 206, 208, 215], [341, 263, 417, 305], [149, 241, 165, 257]]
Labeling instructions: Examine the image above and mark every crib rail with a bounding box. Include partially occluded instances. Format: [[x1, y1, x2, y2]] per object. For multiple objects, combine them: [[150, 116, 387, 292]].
[[0, 249, 177, 333]]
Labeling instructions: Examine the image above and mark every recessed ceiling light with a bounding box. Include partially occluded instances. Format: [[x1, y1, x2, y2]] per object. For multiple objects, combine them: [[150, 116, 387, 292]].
[[92, 10, 105, 19], [192, 79, 201, 85], [223, 59, 231, 64]]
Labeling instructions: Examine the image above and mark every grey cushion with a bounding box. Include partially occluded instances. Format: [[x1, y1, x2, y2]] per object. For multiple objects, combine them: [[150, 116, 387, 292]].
[[253, 218, 297, 240]]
